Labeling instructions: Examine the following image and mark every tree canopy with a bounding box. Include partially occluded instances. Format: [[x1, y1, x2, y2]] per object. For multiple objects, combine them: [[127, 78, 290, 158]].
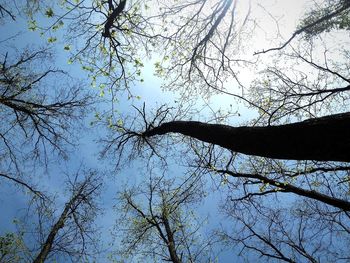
[[1, 0, 350, 262]]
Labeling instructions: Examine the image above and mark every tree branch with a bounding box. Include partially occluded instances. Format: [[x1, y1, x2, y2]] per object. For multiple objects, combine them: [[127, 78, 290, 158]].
[[254, 1, 350, 55], [142, 112, 350, 162]]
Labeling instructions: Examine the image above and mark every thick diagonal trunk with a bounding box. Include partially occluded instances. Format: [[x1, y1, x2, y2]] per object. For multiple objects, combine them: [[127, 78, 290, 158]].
[[143, 113, 350, 162]]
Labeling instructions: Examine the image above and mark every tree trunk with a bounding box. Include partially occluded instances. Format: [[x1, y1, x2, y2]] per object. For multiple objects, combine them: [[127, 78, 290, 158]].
[[32, 204, 70, 263], [162, 210, 182, 263], [33, 188, 83, 263], [143, 113, 350, 162]]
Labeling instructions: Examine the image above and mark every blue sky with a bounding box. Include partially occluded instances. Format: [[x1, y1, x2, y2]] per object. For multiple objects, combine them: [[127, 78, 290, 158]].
[[0, 7, 225, 261], [2, 1, 346, 262]]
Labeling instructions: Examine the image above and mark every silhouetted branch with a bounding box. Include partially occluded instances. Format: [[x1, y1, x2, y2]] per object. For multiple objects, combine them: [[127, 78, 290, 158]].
[[0, 172, 45, 200], [254, 1, 350, 55]]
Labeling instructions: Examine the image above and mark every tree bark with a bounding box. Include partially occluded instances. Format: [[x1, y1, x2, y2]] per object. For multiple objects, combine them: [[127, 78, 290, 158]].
[[143, 112, 350, 162], [162, 210, 182, 263], [33, 188, 84, 263], [102, 0, 126, 37], [33, 204, 70, 263]]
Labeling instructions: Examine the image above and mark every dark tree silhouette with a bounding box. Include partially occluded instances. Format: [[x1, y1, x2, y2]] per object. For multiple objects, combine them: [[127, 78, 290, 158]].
[[142, 112, 350, 162], [32, 171, 102, 263], [219, 197, 350, 262], [114, 173, 215, 262], [0, 48, 93, 167]]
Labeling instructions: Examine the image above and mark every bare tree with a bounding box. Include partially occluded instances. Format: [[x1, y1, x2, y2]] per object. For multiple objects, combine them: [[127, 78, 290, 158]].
[[255, 0, 350, 54], [23, 0, 157, 96], [19, 0, 254, 104], [0, 172, 46, 200], [218, 193, 350, 262], [0, 47, 93, 168], [0, 170, 102, 263], [114, 173, 216, 262], [29, 171, 102, 263]]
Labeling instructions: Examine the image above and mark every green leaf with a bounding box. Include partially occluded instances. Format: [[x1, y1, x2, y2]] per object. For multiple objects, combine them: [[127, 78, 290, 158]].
[[82, 65, 94, 72], [28, 20, 37, 31], [52, 20, 64, 31], [94, 112, 101, 120], [47, 37, 57, 43], [134, 58, 144, 67], [64, 45, 71, 51], [117, 119, 123, 126], [45, 8, 54, 18]]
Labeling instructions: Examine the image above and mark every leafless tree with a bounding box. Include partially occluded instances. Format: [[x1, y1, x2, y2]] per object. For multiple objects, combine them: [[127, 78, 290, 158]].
[[218, 193, 350, 262], [113, 172, 216, 262], [29, 170, 103, 263], [0, 170, 102, 263], [0, 47, 93, 168]]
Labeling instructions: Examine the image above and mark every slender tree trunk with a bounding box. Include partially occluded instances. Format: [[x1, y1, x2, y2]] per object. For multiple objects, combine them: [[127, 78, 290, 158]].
[[143, 113, 350, 162], [162, 210, 181, 263], [33, 205, 70, 263], [33, 189, 83, 263]]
